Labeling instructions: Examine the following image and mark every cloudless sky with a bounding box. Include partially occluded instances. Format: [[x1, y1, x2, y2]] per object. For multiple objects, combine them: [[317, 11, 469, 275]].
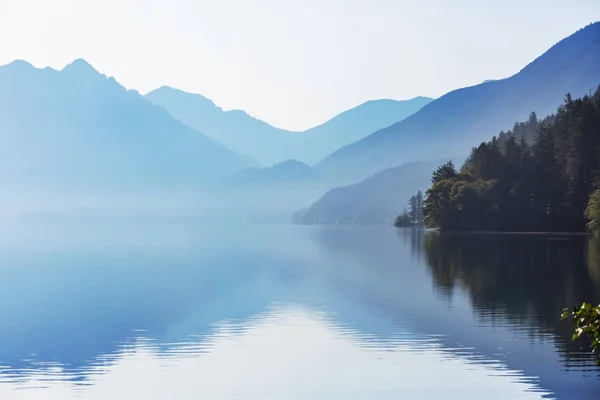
[[0, 0, 599, 131]]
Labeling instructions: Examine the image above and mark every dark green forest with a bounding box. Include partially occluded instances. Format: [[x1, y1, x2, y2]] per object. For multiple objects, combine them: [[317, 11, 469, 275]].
[[421, 86, 600, 232]]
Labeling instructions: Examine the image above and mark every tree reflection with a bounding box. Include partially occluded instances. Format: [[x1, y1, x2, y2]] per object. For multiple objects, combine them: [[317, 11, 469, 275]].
[[418, 231, 600, 365]]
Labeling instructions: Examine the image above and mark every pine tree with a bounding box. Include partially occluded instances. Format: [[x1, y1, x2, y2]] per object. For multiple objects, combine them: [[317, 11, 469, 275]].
[[409, 195, 418, 225], [421, 85, 600, 232], [416, 190, 424, 226], [431, 161, 457, 184]]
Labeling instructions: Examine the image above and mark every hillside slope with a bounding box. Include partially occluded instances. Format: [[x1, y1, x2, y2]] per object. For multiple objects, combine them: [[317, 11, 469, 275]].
[[205, 160, 326, 224], [217, 159, 318, 189], [0, 59, 255, 191], [295, 158, 463, 225], [146, 87, 431, 166], [292, 97, 433, 164], [145, 86, 298, 166], [316, 22, 600, 184]]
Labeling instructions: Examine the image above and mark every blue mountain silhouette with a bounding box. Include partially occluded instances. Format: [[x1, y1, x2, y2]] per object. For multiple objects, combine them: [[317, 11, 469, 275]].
[[316, 22, 600, 184]]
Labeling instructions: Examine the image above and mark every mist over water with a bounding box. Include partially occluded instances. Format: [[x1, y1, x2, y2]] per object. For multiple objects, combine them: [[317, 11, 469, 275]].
[[0, 184, 326, 225], [0, 11, 599, 400], [0, 223, 598, 399]]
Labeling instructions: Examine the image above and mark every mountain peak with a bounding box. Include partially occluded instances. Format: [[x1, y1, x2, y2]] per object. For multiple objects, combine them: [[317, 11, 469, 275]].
[[224, 109, 252, 118], [61, 58, 100, 75], [150, 85, 185, 95], [274, 159, 311, 169], [1, 59, 35, 71], [411, 96, 435, 101], [146, 86, 218, 109]]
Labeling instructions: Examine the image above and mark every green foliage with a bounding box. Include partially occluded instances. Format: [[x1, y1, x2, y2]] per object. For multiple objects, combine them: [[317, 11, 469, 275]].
[[561, 303, 600, 363], [394, 210, 412, 227], [297, 159, 460, 225], [423, 177, 497, 229], [431, 161, 458, 184], [415, 190, 424, 226], [423, 86, 600, 232], [423, 178, 456, 228], [585, 188, 600, 234]]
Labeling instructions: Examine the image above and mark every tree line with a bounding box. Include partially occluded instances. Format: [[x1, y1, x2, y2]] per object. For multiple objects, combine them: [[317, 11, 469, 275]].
[[394, 191, 425, 227], [419, 85, 600, 232]]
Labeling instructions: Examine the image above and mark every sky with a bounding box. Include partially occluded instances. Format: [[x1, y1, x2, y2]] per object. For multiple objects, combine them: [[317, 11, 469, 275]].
[[0, 0, 599, 131]]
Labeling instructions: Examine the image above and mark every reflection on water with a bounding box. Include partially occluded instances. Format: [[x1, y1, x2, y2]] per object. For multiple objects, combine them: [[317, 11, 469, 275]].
[[0, 224, 598, 399], [421, 231, 600, 362], [0, 306, 550, 400]]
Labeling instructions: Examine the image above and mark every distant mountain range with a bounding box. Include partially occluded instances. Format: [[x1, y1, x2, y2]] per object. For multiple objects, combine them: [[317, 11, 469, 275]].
[[0, 56, 429, 220], [217, 159, 318, 189], [0, 59, 256, 191], [315, 22, 600, 185], [294, 158, 463, 225], [290, 97, 433, 165], [145, 87, 432, 166], [206, 159, 326, 224], [1, 21, 599, 224], [145, 86, 298, 166]]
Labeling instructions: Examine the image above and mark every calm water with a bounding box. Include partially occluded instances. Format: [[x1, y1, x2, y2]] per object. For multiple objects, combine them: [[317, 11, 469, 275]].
[[0, 224, 599, 399]]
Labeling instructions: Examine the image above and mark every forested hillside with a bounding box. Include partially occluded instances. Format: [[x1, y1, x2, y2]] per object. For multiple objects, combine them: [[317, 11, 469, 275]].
[[294, 158, 462, 225], [422, 86, 600, 232]]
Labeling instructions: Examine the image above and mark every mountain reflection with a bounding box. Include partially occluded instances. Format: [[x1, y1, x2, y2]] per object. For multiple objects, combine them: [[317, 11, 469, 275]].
[[0, 225, 599, 399]]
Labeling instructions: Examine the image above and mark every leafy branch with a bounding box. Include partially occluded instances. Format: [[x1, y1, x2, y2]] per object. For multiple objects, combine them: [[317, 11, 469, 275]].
[[562, 303, 600, 364]]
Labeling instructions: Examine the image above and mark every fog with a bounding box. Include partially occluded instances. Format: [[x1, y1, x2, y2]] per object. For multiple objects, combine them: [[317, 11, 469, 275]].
[[0, 184, 329, 226]]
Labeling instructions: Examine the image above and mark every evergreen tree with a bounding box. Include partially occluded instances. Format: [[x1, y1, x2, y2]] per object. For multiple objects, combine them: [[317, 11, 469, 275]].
[[416, 190, 424, 226], [421, 86, 600, 232], [431, 161, 457, 184], [585, 188, 600, 234], [396, 192, 426, 228], [394, 208, 412, 227], [409, 195, 418, 224]]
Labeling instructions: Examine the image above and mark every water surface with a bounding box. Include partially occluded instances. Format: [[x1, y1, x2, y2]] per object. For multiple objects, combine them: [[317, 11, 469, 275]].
[[0, 224, 598, 399]]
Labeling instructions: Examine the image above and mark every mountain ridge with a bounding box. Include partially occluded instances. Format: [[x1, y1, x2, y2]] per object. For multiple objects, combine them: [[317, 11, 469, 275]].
[[315, 21, 600, 184], [217, 159, 317, 189], [145, 86, 433, 165], [0, 59, 256, 192], [145, 85, 297, 166], [291, 96, 434, 164], [295, 158, 464, 225]]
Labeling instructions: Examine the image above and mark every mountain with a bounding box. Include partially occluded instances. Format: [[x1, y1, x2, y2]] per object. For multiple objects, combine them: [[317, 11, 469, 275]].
[[316, 22, 600, 185], [145, 86, 299, 166], [294, 158, 463, 225], [145, 87, 431, 166], [217, 159, 318, 189], [207, 159, 325, 224], [291, 97, 433, 164], [0, 59, 255, 192]]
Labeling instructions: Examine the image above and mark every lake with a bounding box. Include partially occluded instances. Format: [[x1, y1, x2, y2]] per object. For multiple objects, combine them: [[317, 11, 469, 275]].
[[0, 223, 598, 399]]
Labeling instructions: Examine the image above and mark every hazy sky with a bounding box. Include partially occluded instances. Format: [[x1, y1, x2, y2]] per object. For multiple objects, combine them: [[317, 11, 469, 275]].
[[0, 0, 598, 131]]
